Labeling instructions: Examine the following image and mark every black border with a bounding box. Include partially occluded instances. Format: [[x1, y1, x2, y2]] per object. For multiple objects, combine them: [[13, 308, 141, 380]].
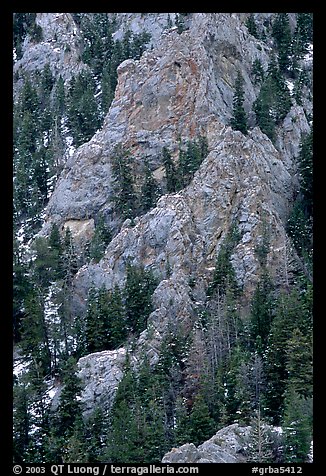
[[4, 3, 322, 474]]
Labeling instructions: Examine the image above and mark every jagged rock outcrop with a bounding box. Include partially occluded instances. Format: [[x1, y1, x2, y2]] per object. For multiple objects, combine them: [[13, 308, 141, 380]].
[[42, 13, 274, 227], [110, 13, 178, 45], [162, 423, 251, 463], [77, 348, 127, 415], [33, 13, 311, 413], [14, 13, 86, 89]]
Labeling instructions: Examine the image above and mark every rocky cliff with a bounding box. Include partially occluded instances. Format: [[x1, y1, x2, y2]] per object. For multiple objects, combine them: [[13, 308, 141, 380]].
[[36, 13, 311, 411], [162, 424, 251, 463], [13, 12, 313, 463]]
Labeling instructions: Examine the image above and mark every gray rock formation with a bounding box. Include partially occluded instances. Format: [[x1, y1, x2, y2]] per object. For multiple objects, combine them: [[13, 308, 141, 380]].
[[162, 423, 251, 463], [42, 13, 276, 226], [31, 13, 311, 417], [14, 13, 86, 90], [77, 348, 127, 415]]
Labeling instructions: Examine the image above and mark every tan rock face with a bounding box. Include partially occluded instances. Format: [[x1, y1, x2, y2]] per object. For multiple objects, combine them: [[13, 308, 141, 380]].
[[62, 219, 95, 247]]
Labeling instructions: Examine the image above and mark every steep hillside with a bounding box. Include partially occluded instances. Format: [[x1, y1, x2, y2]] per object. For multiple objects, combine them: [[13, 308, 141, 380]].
[[13, 13, 313, 464]]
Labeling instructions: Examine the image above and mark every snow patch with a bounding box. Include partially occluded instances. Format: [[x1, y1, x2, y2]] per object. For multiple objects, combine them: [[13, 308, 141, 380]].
[[65, 136, 76, 158], [308, 440, 313, 462], [304, 43, 313, 64], [13, 359, 30, 379], [286, 80, 294, 94]]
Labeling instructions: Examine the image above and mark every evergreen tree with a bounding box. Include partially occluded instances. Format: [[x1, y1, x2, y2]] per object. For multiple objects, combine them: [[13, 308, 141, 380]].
[[287, 130, 313, 263], [111, 145, 138, 220], [13, 237, 32, 342], [263, 288, 312, 424], [130, 31, 151, 60], [230, 71, 248, 134], [67, 71, 100, 146], [246, 14, 259, 39], [162, 146, 178, 193], [20, 76, 39, 116], [20, 287, 52, 375], [234, 352, 265, 423], [87, 215, 112, 263], [252, 58, 265, 84], [124, 264, 158, 335], [254, 56, 292, 141], [272, 13, 292, 73], [175, 14, 187, 34], [289, 15, 313, 77], [85, 285, 127, 354], [84, 407, 107, 462], [53, 75, 65, 119], [282, 386, 312, 462], [85, 288, 104, 354], [188, 394, 215, 446], [140, 162, 160, 214], [298, 130, 313, 215], [246, 408, 274, 462], [250, 271, 274, 351], [13, 383, 30, 462], [106, 286, 127, 349], [56, 356, 83, 438], [174, 396, 191, 445], [177, 137, 207, 188], [101, 63, 115, 115], [207, 224, 241, 297], [285, 328, 312, 399], [40, 63, 55, 102], [63, 416, 88, 463], [60, 227, 79, 288]]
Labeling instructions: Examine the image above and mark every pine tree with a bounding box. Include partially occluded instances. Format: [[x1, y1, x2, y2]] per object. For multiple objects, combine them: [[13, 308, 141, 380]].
[[63, 416, 88, 463], [252, 58, 265, 84], [247, 408, 274, 462], [56, 356, 83, 438], [287, 130, 313, 263], [13, 237, 32, 342], [207, 224, 241, 297], [254, 56, 292, 141], [177, 137, 207, 188], [106, 286, 127, 349], [41, 63, 55, 101], [263, 288, 311, 424], [124, 264, 157, 335], [162, 146, 178, 193], [60, 227, 79, 288], [174, 396, 191, 445], [20, 287, 52, 375], [188, 394, 215, 446], [285, 328, 312, 399], [230, 71, 248, 135], [140, 162, 160, 213], [246, 14, 259, 38], [175, 14, 187, 34], [53, 75, 65, 119], [13, 383, 30, 462], [87, 215, 112, 263], [298, 130, 313, 215], [250, 271, 274, 351], [101, 63, 115, 115], [111, 145, 138, 220], [282, 386, 312, 462], [272, 14, 292, 73], [67, 71, 100, 146]]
